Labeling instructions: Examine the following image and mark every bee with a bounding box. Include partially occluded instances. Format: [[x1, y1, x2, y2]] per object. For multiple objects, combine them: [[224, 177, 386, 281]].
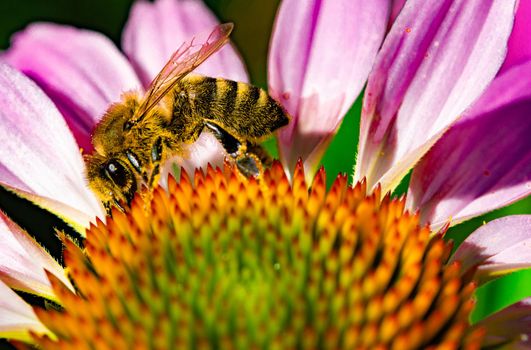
[[85, 23, 290, 213]]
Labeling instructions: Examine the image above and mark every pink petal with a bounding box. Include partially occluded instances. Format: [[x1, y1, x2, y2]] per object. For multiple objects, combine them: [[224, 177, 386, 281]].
[[0, 63, 103, 221], [407, 61, 531, 229], [451, 215, 531, 281], [0, 212, 73, 300], [159, 132, 225, 188], [3, 23, 142, 152], [269, 0, 390, 178], [122, 0, 248, 86], [154, 133, 226, 186], [390, 0, 406, 26], [500, 0, 531, 72], [355, 0, 517, 194], [479, 297, 531, 349], [0, 279, 49, 342]]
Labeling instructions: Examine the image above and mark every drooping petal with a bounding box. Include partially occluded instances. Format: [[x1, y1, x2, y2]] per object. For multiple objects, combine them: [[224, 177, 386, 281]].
[[269, 0, 390, 178], [407, 61, 531, 229], [451, 215, 531, 283], [500, 0, 531, 72], [0, 212, 73, 301], [122, 0, 248, 86], [478, 297, 531, 349], [0, 63, 103, 222], [0, 279, 50, 342], [355, 0, 517, 194], [3, 23, 142, 151]]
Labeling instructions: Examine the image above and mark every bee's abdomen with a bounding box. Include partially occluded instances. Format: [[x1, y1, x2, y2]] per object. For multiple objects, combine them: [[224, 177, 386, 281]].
[[189, 76, 290, 140]]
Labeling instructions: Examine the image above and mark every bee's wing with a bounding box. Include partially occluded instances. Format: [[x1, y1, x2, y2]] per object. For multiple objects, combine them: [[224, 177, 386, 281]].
[[133, 23, 234, 121]]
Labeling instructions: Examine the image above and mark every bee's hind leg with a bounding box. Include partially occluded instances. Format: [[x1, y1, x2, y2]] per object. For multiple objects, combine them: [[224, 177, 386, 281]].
[[204, 121, 270, 178], [246, 142, 273, 168]]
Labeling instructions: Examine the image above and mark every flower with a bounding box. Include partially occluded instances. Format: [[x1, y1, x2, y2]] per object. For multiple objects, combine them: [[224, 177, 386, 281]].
[[0, 0, 530, 347]]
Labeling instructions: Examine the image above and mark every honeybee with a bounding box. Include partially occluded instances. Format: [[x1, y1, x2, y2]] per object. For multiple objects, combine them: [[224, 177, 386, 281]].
[[85, 23, 290, 213]]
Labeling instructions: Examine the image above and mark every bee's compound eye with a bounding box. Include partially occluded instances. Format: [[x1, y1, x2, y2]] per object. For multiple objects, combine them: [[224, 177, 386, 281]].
[[104, 160, 129, 187]]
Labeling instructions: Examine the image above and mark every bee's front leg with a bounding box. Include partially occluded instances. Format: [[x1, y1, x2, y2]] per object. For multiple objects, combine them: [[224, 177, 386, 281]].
[[147, 137, 164, 189], [204, 121, 269, 178]]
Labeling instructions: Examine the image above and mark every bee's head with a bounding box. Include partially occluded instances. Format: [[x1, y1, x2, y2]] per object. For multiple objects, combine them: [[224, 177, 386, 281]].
[[85, 153, 137, 214], [92, 91, 142, 157]]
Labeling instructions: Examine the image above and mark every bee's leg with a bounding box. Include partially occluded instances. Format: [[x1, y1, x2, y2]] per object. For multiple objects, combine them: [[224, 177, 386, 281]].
[[233, 142, 274, 178], [146, 137, 164, 189], [204, 121, 266, 178], [103, 201, 113, 216], [246, 142, 274, 168], [204, 122, 240, 155], [103, 199, 126, 216]]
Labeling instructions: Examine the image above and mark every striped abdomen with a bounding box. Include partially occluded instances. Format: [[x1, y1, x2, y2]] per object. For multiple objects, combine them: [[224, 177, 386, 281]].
[[183, 75, 290, 141]]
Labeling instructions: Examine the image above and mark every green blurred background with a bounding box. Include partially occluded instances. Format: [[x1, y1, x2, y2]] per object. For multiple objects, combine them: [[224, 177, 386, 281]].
[[0, 0, 529, 336]]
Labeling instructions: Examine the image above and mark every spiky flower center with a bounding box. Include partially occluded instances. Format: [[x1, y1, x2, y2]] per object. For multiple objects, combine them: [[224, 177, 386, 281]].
[[33, 162, 483, 349]]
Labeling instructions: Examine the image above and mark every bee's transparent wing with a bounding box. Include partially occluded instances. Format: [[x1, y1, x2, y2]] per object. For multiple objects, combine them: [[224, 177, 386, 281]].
[[133, 23, 234, 121]]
